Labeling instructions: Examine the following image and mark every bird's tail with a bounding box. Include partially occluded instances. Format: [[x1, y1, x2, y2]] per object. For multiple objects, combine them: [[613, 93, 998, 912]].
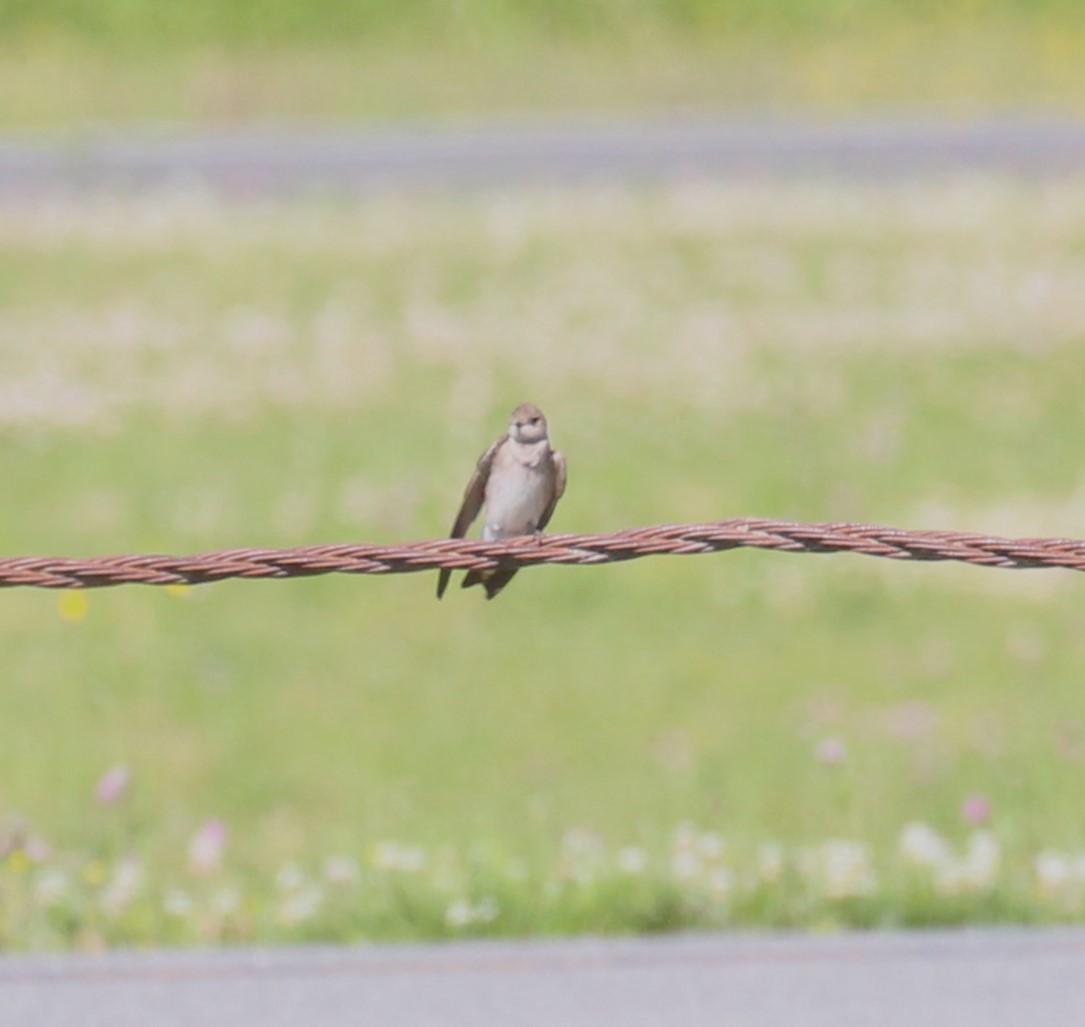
[[462, 567, 519, 600], [436, 568, 453, 599]]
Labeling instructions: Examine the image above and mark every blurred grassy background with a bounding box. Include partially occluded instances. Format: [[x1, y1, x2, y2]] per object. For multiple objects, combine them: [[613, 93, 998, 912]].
[[3, 182, 1085, 945], [4, 0, 1085, 949], [2, 0, 1085, 127]]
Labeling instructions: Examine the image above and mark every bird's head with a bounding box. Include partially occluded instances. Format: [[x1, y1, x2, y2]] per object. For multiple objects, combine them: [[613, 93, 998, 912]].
[[509, 402, 549, 444]]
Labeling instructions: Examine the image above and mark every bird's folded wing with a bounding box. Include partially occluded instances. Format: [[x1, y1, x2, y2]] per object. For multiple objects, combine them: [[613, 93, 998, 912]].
[[437, 435, 507, 598], [537, 449, 567, 532]]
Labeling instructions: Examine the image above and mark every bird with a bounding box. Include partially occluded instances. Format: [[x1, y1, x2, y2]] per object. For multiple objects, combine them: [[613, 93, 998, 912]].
[[437, 402, 567, 600]]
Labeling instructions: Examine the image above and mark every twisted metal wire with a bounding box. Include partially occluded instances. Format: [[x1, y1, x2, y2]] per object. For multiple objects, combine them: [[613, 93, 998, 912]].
[[2, 518, 1085, 590]]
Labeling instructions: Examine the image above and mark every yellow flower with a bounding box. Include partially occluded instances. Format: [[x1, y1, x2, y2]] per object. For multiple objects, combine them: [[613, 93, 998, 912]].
[[83, 860, 106, 886], [165, 585, 192, 599], [5, 850, 29, 874], [58, 591, 89, 623]]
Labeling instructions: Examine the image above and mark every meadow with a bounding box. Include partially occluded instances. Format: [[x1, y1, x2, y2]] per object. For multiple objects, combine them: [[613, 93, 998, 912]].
[[2, 177, 1085, 948], [3, 0, 1085, 127]]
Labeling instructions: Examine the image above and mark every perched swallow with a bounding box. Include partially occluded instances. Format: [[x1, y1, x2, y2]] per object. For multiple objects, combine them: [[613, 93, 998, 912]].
[[437, 402, 567, 600]]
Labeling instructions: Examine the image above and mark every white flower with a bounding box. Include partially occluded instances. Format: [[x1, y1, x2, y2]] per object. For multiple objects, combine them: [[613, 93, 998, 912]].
[[211, 887, 241, 915], [278, 886, 324, 925], [475, 897, 499, 923], [707, 867, 735, 899], [820, 840, 876, 899], [672, 848, 701, 882], [276, 863, 306, 892], [445, 897, 498, 928], [673, 822, 698, 852], [757, 843, 785, 884], [899, 822, 950, 868], [323, 856, 360, 885], [699, 833, 725, 860], [1035, 850, 1073, 893], [932, 833, 1000, 895], [671, 822, 704, 881], [100, 857, 143, 915], [164, 889, 194, 918], [33, 869, 69, 907], [616, 847, 648, 875], [559, 829, 605, 884], [371, 842, 425, 873], [959, 831, 1000, 888], [445, 900, 473, 928]]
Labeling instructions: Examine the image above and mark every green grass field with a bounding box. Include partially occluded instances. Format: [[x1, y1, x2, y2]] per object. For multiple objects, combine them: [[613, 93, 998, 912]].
[[3, 0, 1085, 128], [2, 178, 1085, 948]]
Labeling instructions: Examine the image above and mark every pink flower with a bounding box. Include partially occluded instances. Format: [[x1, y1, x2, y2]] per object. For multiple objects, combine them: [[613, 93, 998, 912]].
[[962, 794, 992, 825], [95, 764, 131, 805], [188, 819, 227, 874], [814, 737, 847, 766]]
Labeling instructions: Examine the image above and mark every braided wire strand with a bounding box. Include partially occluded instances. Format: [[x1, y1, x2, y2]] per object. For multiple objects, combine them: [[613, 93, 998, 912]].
[[2, 518, 1085, 590]]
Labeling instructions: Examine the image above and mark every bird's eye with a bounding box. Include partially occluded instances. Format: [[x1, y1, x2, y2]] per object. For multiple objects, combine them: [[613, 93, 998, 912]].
[[531, 417, 540, 424]]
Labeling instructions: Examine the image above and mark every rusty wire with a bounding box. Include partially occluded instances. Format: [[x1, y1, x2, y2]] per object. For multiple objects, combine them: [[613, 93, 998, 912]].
[[1, 518, 1085, 590]]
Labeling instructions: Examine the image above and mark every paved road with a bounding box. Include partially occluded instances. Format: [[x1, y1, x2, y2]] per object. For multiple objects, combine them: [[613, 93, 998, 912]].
[[2, 928, 1084, 1026], [2, 117, 1085, 192]]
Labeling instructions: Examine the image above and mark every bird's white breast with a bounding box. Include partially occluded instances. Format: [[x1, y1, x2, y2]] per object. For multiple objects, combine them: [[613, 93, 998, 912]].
[[483, 449, 552, 540]]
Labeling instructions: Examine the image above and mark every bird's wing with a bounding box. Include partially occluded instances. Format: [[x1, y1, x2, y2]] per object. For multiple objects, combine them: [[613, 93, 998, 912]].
[[436, 435, 506, 598], [450, 435, 505, 537], [537, 448, 567, 532]]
